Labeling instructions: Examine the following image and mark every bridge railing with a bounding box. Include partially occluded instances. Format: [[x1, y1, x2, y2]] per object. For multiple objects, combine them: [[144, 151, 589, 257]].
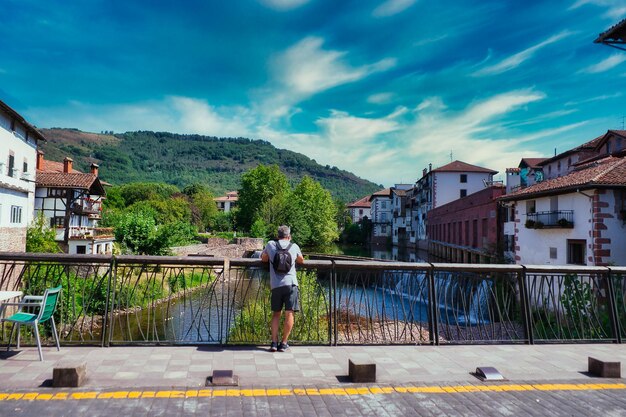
[[0, 253, 622, 346]]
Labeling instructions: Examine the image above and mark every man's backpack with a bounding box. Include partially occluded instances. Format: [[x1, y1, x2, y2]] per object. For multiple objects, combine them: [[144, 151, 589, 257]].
[[272, 242, 293, 273]]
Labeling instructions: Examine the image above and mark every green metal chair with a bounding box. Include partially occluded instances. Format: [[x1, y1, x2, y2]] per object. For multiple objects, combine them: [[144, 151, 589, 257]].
[[2, 286, 62, 361]]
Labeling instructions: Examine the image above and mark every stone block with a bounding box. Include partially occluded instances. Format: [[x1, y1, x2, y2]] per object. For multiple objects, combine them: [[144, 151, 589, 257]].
[[348, 359, 376, 383], [53, 360, 87, 387], [588, 357, 621, 378]]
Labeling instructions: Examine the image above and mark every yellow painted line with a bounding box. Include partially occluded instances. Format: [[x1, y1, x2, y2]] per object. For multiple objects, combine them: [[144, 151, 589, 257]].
[[0, 383, 624, 401]]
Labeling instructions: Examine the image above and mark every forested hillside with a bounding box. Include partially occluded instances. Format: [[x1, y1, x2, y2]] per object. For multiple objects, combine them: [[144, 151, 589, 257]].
[[39, 129, 382, 202]]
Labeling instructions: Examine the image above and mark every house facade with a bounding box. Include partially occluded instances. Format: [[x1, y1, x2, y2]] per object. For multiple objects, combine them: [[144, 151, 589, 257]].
[[410, 160, 498, 248], [346, 195, 371, 224], [35, 153, 114, 254], [390, 185, 413, 246], [215, 191, 238, 212], [500, 130, 626, 266], [369, 188, 392, 245], [0, 100, 45, 252]]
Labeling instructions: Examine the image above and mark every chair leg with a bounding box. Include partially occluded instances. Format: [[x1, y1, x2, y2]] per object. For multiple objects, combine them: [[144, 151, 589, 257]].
[[16, 324, 20, 350], [6, 323, 15, 352], [51, 316, 60, 351], [33, 323, 43, 361]]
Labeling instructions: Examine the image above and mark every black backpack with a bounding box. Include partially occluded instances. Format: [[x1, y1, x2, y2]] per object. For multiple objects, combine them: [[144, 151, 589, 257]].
[[272, 242, 293, 273]]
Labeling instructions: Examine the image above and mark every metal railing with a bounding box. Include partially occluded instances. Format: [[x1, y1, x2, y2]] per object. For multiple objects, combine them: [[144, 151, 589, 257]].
[[526, 210, 574, 228], [0, 253, 623, 347]]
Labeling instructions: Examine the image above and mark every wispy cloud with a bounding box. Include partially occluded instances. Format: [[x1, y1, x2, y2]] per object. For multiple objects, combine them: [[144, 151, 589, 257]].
[[367, 92, 394, 104], [580, 54, 626, 74], [473, 31, 573, 76], [565, 92, 623, 106], [373, 0, 417, 17], [258, 0, 310, 11], [258, 36, 396, 118]]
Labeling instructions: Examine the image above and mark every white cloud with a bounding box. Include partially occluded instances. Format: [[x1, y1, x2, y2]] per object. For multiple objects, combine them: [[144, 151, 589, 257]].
[[367, 92, 394, 104], [259, 36, 396, 118], [473, 31, 573, 76], [373, 0, 417, 17], [580, 54, 626, 74], [565, 92, 622, 106], [258, 0, 310, 11]]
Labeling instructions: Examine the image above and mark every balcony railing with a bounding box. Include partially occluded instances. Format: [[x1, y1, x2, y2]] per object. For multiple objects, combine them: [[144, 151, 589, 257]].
[[526, 210, 574, 229], [68, 227, 115, 239], [0, 253, 623, 347]]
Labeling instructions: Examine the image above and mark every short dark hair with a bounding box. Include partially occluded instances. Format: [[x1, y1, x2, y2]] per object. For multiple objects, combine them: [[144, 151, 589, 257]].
[[277, 225, 291, 239]]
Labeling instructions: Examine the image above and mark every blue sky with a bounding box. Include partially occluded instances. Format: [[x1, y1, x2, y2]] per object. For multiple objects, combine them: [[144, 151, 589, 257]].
[[1, 0, 625, 186]]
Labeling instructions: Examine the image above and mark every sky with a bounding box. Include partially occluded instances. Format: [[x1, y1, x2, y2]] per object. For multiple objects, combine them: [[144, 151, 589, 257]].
[[1, 0, 625, 186]]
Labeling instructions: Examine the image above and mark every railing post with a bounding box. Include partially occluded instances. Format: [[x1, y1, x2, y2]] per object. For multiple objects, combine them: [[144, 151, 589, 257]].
[[105, 255, 117, 347], [331, 261, 338, 347], [427, 263, 439, 346], [605, 267, 622, 344], [519, 266, 533, 345]]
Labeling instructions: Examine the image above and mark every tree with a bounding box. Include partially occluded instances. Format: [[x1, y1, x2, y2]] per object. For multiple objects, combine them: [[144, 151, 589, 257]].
[[26, 213, 61, 253], [237, 164, 290, 232], [289, 176, 338, 246]]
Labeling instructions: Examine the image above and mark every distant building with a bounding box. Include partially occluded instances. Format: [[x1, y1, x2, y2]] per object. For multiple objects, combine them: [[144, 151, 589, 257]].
[[390, 184, 413, 246], [500, 130, 626, 266], [0, 100, 45, 252], [35, 153, 114, 254], [594, 18, 626, 50], [215, 191, 238, 212], [410, 160, 498, 248], [369, 188, 393, 245], [346, 195, 371, 223], [427, 185, 506, 263]]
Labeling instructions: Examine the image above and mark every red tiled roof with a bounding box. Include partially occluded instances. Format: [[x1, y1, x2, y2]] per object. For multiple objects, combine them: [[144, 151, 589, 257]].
[[369, 188, 392, 200], [392, 188, 407, 196], [347, 195, 371, 208], [38, 160, 82, 174], [214, 192, 239, 202], [595, 18, 626, 43], [431, 160, 497, 174], [501, 156, 626, 201], [36, 172, 98, 189]]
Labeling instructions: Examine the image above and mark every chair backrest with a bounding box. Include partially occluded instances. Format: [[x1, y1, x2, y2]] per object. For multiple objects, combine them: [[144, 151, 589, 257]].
[[37, 286, 62, 322]]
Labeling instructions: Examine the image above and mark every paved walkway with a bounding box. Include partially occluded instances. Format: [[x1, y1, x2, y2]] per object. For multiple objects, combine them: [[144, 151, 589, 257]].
[[0, 344, 624, 416]]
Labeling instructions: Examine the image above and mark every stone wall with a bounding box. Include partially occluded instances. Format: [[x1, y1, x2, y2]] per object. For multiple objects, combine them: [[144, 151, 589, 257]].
[[172, 238, 264, 258], [0, 227, 26, 252]]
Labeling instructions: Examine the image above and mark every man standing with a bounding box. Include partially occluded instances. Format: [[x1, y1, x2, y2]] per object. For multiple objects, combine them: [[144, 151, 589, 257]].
[[261, 225, 304, 352]]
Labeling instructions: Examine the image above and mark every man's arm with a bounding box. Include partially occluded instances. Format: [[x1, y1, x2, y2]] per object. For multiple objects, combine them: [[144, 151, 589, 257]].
[[261, 251, 269, 262], [296, 253, 304, 265]]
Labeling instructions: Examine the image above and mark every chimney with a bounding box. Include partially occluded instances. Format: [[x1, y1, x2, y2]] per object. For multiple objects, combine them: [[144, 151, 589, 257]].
[[36, 151, 44, 170], [90, 163, 99, 176], [63, 157, 73, 173], [429, 163, 432, 172]]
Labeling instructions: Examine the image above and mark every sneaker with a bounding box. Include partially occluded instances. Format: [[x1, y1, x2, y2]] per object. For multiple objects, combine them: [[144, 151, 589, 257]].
[[269, 341, 278, 352], [277, 342, 289, 352]]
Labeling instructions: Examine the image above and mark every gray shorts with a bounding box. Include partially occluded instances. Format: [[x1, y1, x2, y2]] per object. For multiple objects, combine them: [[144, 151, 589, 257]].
[[271, 285, 299, 312]]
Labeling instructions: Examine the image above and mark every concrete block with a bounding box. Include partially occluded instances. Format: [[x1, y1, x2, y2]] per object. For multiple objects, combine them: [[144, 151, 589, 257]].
[[349, 359, 376, 383], [588, 357, 621, 378], [53, 360, 87, 387], [207, 369, 239, 386]]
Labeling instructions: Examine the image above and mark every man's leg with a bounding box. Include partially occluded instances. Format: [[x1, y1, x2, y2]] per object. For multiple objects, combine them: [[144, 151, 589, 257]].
[[281, 310, 294, 343], [271, 311, 282, 343]]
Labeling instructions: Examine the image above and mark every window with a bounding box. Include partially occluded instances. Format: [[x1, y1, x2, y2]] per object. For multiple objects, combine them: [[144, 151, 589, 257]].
[[76, 245, 87, 254], [23, 160, 28, 174], [526, 200, 536, 214], [50, 217, 65, 228], [8, 154, 15, 177], [567, 240, 586, 265], [460, 174, 467, 183], [10, 206, 22, 224], [381, 225, 387, 234], [381, 201, 387, 209], [381, 213, 387, 222], [48, 188, 67, 198], [460, 189, 467, 198], [359, 209, 363, 215]]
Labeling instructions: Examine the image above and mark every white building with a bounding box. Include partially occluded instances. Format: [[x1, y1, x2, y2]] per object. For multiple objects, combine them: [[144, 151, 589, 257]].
[[215, 191, 238, 212], [501, 130, 626, 266], [410, 160, 498, 246], [346, 195, 371, 224], [35, 153, 114, 254], [0, 100, 45, 252], [369, 188, 392, 245]]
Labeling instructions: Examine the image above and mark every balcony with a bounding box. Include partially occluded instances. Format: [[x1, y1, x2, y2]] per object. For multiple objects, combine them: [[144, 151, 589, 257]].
[[525, 210, 574, 229], [72, 200, 102, 215], [68, 227, 115, 239]]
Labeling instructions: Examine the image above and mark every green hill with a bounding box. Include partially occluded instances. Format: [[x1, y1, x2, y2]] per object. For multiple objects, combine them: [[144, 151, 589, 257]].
[[39, 128, 382, 202]]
